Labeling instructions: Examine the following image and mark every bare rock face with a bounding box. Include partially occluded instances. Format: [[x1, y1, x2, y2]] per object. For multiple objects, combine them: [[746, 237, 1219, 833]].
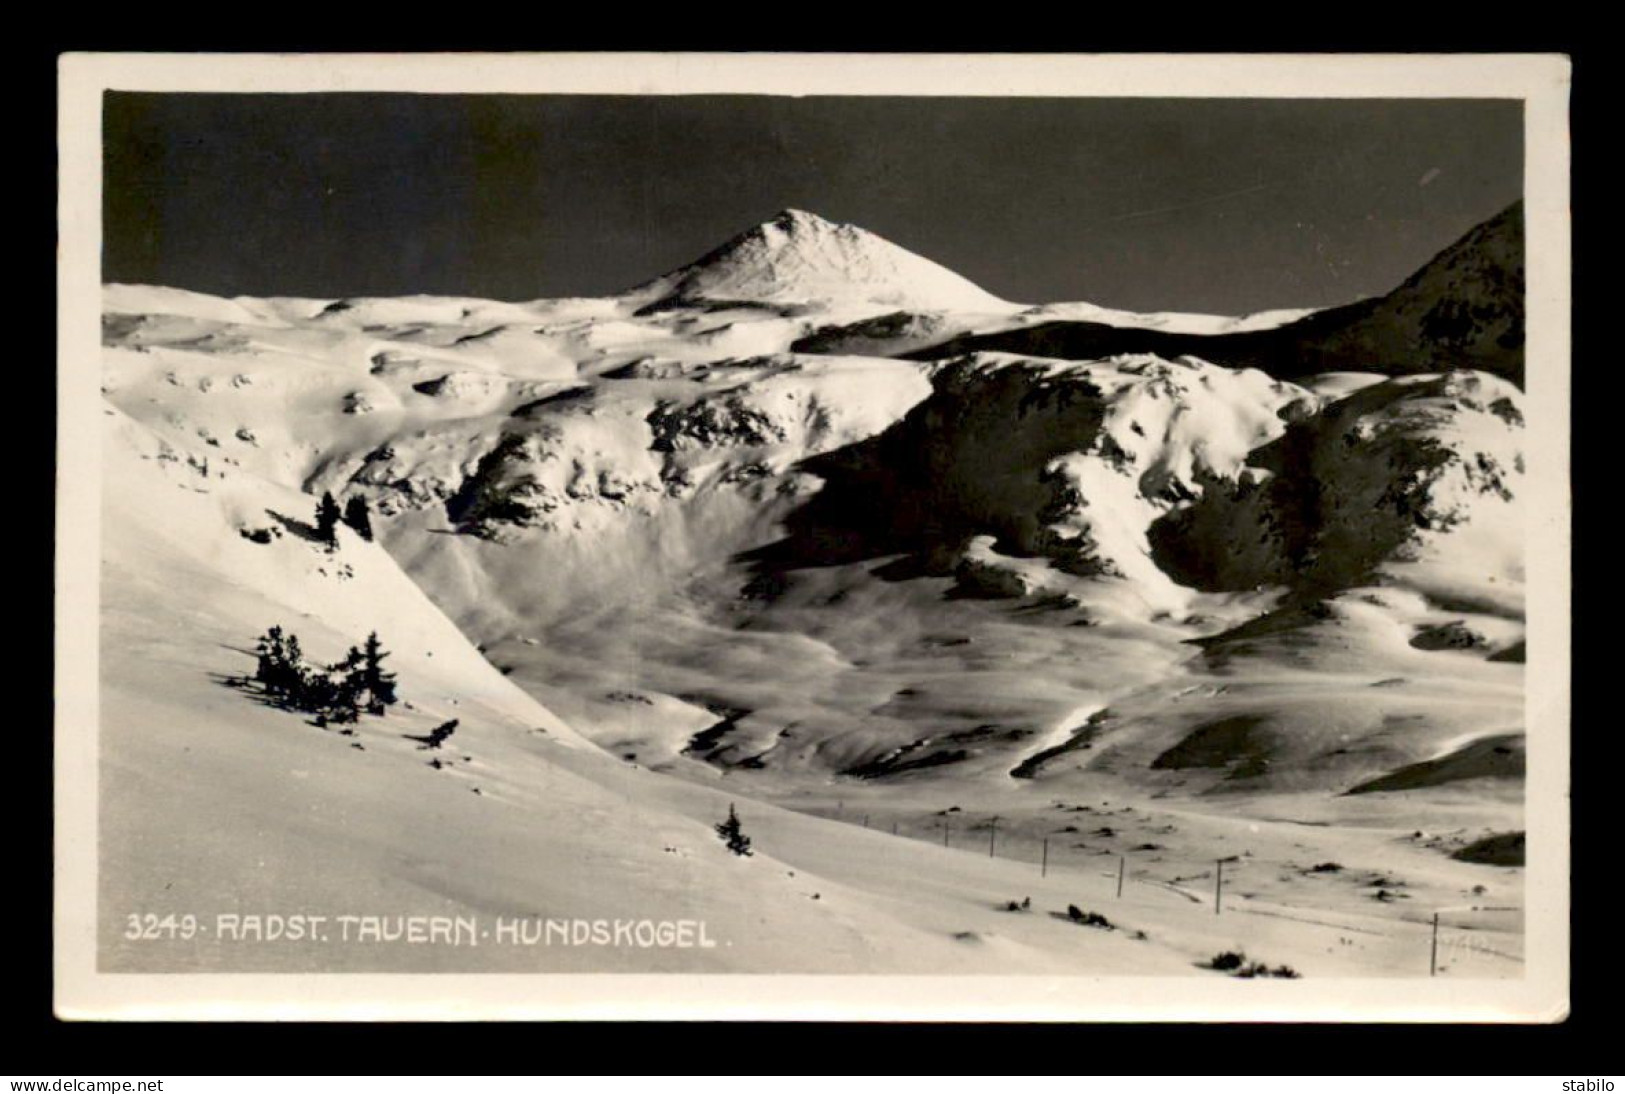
[[647, 393, 791, 453], [1149, 370, 1524, 594], [1320, 203, 1524, 379], [744, 351, 1315, 603], [445, 433, 557, 538], [791, 310, 962, 357]]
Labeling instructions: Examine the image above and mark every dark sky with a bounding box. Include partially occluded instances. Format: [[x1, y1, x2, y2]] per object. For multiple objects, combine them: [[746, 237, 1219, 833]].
[[103, 93, 1522, 314]]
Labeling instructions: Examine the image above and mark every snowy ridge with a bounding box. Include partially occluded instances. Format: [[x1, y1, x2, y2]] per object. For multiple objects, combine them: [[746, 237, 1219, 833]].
[[896, 203, 1526, 386]]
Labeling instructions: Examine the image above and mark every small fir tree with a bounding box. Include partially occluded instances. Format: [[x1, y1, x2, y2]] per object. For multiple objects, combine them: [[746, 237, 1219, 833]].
[[342, 495, 374, 541], [315, 491, 342, 545], [715, 803, 753, 857], [254, 625, 280, 683], [359, 631, 398, 715], [324, 645, 367, 723], [254, 625, 308, 701], [245, 626, 401, 723]]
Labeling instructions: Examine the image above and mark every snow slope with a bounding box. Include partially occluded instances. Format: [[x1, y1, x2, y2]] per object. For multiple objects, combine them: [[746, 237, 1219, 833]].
[[101, 400, 1522, 979], [102, 403, 1246, 975], [96, 204, 1528, 977]]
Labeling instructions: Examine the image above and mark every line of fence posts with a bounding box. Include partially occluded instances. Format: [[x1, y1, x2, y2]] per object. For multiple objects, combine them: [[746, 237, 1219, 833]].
[[822, 805, 1515, 976], [859, 809, 1133, 889], [828, 808, 1226, 924], [873, 808, 1137, 897], [840, 812, 1164, 910]]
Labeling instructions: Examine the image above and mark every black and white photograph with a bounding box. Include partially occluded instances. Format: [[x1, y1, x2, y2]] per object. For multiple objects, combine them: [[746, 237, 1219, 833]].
[[54, 52, 1571, 1021]]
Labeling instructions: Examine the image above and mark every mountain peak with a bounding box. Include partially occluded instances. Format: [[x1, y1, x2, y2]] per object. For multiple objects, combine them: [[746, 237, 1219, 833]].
[[769, 207, 834, 230], [628, 209, 1011, 313], [746, 208, 853, 248]]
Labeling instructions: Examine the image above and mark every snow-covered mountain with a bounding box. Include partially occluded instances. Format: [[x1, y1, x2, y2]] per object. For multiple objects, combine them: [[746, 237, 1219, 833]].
[[628, 208, 1015, 315], [901, 203, 1526, 386], [94, 204, 1530, 978]]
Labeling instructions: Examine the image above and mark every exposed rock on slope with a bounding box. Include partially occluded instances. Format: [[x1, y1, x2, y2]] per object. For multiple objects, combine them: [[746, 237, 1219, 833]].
[[428, 356, 935, 542], [1150, 370, 1525, 595], [746, 352, 1313, 607], [791, 310, 964, 357]]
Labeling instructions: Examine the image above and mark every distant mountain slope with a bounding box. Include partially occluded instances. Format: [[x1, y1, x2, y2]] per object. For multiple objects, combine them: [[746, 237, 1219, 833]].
[[626, 208, 1014, 315], [789, 303, 1319, 360], [900, 203, 1526, 386]]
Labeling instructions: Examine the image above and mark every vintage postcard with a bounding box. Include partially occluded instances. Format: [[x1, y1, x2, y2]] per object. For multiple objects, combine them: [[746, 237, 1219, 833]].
[[55, 52, 1571, 1021]]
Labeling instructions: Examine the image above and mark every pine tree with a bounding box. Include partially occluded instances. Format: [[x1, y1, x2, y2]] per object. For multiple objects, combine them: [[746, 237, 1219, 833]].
[[324, 669, 363, 724], [254, 625, 306, 701], [315, 491, 342, 545], [302, 671, 335, 724], [246, 626, 399, 723], [360, 631, 398, 715], [290, 644, 362, 726], [328, 645, 367, 722], [279, 633, 318, 709], [715, 803, 753, 857], [336, 644, 365, 675], [342, 495, 374, 541], [254, 625, 284, 689]]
